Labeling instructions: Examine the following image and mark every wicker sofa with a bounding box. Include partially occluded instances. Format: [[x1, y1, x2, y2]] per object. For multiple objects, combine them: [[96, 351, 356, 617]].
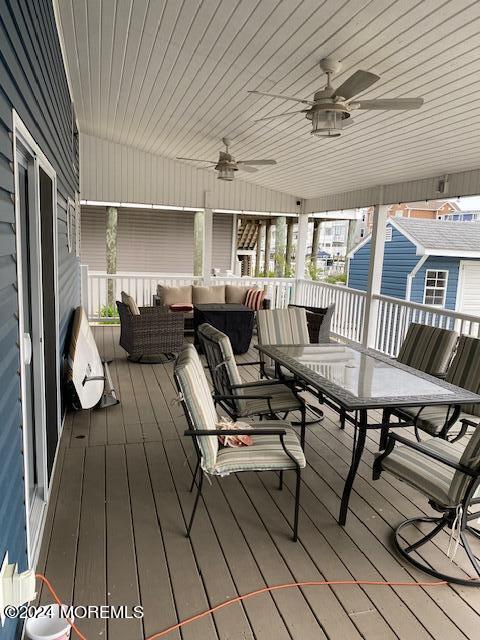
[[153, 283, 270, 331]]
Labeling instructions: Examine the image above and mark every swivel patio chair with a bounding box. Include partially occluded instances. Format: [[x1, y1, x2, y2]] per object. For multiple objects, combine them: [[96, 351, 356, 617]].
[[392, 335, 480, 443], [197, 322, 306, 447], [256, 307, 324, 424], [373, 425, 480, 586], [174, 344, 306, 541], [117, 300, 184, 363]]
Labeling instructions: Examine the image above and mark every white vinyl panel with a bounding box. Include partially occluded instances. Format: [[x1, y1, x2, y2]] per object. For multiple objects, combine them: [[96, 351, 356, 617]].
[[125, 0, 191, 145], [86, 0, 102, 128], [57, 0, 86, 122], [111, 0, 150, 135], [105, 0, 134, 139], [118, 1, 168, 140], [71, 0, 92, 125], [99, 0, 117, 137]]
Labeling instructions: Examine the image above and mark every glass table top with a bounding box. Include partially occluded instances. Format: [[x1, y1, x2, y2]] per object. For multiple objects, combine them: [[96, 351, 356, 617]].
[[257, 343, 480, 410]]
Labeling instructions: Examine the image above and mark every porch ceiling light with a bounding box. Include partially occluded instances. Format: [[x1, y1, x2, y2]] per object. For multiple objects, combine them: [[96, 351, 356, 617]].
[[310, 109, 343, 137], [217, 165, 235, 181]]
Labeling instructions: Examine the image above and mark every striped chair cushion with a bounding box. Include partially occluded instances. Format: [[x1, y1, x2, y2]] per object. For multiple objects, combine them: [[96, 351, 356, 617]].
[[446, 336, 480, 417], [245, 288, 266, 310], [396, 323, 458, 377], [257, 308, 310, 374], [214, 422, 305, 476], [197, 323, 247, 414], [378, 438, 466, 507], [450, 423, 480, 503], [400, 405, 474, 436], [174, 344, 219, 473], [239, 381, 302, 417]]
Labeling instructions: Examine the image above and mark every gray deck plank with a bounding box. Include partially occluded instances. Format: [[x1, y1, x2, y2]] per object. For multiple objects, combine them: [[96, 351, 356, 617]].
[[34, 327, 480, 640], [105, 445, 143, 639], [74, 446, 107, 638]]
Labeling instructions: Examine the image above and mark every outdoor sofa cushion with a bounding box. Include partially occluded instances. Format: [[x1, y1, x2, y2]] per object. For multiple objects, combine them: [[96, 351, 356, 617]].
[[161, 284, 193, 306], [192, 285, 226, 304], [225, 284, 248, 304]]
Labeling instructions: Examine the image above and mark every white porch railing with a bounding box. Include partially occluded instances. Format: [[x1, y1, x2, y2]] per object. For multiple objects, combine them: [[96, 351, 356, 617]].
[[83, 268, 480, 357], [85, 270, 297, 321], [373, 294, 480, 356], [296, 279, 366, 343]]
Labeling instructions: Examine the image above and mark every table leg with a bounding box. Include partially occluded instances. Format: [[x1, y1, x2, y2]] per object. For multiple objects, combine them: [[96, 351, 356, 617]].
[[339, 409, 367, 525], [379, 408, 391, 451]]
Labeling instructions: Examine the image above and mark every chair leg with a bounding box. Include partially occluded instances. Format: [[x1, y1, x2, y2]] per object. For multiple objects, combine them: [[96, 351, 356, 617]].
[[186, 469, 203, 537], [340, 408, 346, 430], [189, 459, 200, 492], [292, 469, 301, 542], [278, 470, 283, 490]]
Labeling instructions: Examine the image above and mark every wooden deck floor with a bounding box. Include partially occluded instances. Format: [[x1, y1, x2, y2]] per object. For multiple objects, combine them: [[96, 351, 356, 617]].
[[36, 326, 480, 640]]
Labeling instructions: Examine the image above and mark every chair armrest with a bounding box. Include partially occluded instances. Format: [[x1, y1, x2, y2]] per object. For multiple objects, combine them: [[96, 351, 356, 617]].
[[460, 417, 480, 429], [213, 393, 273, 400], [230, 379, 285, 389], [387, 433, 476, 476], [184, 428, 286, 436]]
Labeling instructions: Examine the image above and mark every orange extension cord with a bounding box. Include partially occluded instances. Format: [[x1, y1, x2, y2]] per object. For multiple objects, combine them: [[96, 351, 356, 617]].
[[36, 573, 448, 640]]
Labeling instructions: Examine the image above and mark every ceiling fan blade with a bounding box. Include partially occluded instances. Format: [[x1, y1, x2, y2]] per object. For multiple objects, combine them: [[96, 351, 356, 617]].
[[334, 70, 380, 100], [176, 157, 214, 163], [255, 109, 309, 122], [237, 164, 258, 173], [237, 159, 277, 166], [248, 90, 314, 106], [351, 98, 424, 110]]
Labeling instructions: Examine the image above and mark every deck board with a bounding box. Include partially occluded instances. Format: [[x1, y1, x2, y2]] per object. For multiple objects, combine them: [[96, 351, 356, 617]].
[[37, 327, 480, 640]]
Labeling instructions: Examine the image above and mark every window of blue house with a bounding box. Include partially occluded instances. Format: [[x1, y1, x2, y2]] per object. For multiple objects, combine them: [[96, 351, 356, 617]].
[[423, 269, 448, 306]]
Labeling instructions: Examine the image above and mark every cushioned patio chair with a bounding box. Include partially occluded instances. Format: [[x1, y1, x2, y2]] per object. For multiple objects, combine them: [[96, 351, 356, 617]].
[[174, 344, 306, 540], [198, 323, 306, 447], [392, 335, 480, 442], [256, 308, 324, 424], [117, 300, 184, 363], [288, 303, 335, 343], [379, 323, 458, 447], [373, 426, 480, 585]]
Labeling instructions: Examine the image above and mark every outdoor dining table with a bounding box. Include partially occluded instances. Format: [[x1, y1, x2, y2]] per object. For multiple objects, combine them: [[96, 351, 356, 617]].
[[255, 341, 480, 525]]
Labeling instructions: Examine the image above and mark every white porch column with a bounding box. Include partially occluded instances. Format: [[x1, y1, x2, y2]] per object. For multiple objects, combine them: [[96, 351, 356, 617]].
[[193, 208, 213, 281], [362, 201, 388, 348], [295, 212, 309, 281]]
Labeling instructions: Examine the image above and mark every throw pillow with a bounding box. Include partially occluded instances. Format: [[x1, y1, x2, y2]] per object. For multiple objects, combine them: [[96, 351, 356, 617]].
[[121, 291, 141, 315], [245, 288, 265, 310]]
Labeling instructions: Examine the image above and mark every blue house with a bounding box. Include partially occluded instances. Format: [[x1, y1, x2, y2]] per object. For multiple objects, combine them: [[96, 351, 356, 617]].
[[348, 218, 480, 315]]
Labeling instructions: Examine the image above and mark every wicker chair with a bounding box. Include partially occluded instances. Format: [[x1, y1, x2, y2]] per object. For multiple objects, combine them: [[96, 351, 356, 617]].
[[117, 301, 184, 363], [288, 303, 335, 343]]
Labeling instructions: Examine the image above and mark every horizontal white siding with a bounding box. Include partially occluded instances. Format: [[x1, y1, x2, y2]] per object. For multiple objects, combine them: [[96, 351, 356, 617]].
[[80, 133, 298, 213], [306, 168, 480, 212], [212, 212, 234, 272], [117, 208, 194, 274]]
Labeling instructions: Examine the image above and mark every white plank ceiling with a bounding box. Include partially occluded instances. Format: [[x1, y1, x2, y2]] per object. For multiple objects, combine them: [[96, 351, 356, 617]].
[[57, 0, 480, 200]]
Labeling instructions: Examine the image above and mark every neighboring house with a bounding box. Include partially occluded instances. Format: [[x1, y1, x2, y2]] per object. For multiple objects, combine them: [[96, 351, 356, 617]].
[[438, 210, 480, 222], [348, 219, 480, 315], [363, 200, 459, 232]]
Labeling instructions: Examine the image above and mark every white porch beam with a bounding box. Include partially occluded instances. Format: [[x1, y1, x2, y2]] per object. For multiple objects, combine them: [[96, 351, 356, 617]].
[[193, 208, 213, 279], [362, 202, 388, 348]]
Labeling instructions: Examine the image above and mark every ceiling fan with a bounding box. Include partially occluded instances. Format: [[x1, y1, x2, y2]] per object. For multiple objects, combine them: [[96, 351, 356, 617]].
[[177, 137, 277, 181], [249, 57, 424, 138]]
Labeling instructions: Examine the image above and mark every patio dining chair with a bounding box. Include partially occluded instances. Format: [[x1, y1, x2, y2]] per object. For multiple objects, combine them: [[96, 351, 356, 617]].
[[256, 307, 324, 423], [392, 335, 480, 442], [197, 322, 306, 447], [174, 344, 306, 541], [373, 425, 480, 585]]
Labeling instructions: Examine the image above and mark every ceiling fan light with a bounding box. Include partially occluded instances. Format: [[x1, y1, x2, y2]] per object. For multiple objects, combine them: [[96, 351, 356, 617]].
[[217, 166, 235, 181], [311, 109, 343, 137]]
